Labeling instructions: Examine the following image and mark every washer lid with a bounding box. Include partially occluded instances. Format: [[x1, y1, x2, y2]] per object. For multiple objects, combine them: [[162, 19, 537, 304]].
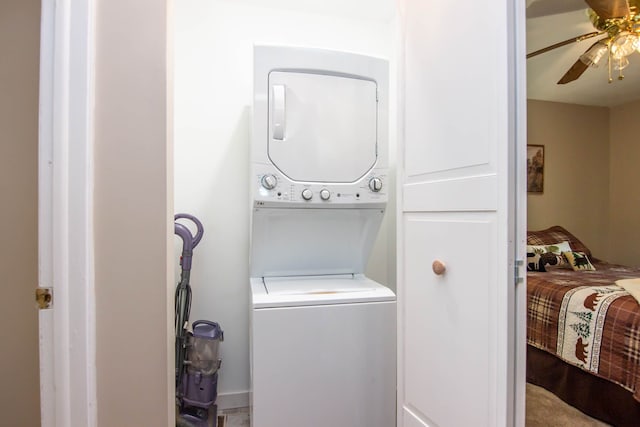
[[263, 274, 379, 295], [268, 71, 378, 183], [252, 274, 396, 308]]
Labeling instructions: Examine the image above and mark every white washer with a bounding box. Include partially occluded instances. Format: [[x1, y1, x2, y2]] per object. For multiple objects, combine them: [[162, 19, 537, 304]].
[[250, 46, 395, 427]]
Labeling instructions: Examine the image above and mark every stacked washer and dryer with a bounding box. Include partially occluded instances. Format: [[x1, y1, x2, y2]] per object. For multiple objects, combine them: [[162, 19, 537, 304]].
[[249, 46, 396, 427]]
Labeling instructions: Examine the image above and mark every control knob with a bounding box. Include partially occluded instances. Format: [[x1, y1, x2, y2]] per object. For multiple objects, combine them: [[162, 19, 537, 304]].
[[261, 174, 277, 190], [301, 189, 313, 201], [369, 177, 383, 192], [320, 189, 331, 201]]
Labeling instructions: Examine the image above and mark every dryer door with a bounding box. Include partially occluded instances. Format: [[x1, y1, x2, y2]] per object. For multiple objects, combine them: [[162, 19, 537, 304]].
[[268, 71, 378, 183]]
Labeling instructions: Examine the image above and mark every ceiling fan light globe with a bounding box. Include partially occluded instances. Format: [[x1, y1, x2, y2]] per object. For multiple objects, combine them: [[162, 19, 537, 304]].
[[614, 56, 630, 70], [611, 33, 639, 58], [579, 42, 608, 68]]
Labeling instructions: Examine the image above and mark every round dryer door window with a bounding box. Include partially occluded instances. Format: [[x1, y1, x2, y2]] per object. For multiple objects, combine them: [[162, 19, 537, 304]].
[[267, 71, 378, 183]]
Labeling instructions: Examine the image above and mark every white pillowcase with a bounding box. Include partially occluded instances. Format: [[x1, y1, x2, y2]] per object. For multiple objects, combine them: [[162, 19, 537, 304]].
[[526, 241, 572, 256], [526, 241, 573, 271]]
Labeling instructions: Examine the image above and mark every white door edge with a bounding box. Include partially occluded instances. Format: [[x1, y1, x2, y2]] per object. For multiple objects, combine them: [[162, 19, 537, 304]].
[[38, 1, 55, 423], [395, 2, 406, 426], [38, 0, 97, 426], [513, 0, 528, 424]]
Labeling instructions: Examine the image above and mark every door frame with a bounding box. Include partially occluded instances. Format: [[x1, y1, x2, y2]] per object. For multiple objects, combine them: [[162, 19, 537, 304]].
[[37, 0, 526, 424], [38, 0, 97, 425]]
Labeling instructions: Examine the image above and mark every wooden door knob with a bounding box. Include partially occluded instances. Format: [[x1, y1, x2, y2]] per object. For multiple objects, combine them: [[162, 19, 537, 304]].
[[432, 260, 446, 275]]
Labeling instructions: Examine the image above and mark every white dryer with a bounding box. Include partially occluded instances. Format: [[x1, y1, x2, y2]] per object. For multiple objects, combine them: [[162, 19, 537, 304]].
[[249, 46, 396, 427]]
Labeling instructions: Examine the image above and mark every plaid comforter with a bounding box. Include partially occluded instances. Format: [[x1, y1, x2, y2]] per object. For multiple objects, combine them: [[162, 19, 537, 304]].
[[527, 262, 640, 402]]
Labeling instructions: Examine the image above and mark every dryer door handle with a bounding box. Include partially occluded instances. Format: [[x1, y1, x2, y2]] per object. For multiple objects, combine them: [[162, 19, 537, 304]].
[[272, 84, 286, 141]]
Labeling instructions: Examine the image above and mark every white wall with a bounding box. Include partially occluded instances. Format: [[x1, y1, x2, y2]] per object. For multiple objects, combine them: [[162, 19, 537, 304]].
[[174, 0, 397, 403]]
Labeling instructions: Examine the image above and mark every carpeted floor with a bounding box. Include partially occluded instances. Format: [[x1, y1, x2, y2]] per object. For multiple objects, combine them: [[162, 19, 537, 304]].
[[526, 383, 610, 426]]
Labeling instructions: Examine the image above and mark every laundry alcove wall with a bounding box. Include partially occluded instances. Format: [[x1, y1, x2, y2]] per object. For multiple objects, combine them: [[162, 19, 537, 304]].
[[173, 0, 398, 406]]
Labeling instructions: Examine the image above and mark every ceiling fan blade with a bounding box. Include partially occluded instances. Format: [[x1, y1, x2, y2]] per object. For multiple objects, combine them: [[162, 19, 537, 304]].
[[557, 60, 589, 84], [527, 31, 601, 59], [556, 40, 605, 84], [584, 0, 630, 19]]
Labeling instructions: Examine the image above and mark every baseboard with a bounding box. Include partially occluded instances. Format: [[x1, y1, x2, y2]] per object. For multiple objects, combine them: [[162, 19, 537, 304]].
[[217, 391, 249, 410]]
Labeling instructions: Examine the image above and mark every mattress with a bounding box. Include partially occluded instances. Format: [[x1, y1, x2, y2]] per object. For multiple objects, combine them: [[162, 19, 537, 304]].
[[527, 262, 640, 402]]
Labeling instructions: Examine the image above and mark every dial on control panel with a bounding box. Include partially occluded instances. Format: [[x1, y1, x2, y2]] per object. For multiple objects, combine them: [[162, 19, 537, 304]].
[[320, 189, 331, 201], [261, 174, 277, 190], [369, 177, 383, 192], [301, 188, 313, 201]]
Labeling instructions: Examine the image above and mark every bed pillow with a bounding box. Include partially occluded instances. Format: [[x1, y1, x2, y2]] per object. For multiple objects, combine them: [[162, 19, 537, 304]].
[[527, 226, 592, 259], [526, 241, 572, 272], [563, 251, 596, 271]]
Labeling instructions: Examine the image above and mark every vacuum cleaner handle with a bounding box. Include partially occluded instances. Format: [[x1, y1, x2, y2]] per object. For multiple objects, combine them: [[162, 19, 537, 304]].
[[174, 214, 204, 272], [174, 213, 204, 249]]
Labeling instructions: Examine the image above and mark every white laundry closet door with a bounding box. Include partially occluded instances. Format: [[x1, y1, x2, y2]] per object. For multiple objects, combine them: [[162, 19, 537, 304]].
[[397, 0, 525, 426], [268, 71, 378, 183]]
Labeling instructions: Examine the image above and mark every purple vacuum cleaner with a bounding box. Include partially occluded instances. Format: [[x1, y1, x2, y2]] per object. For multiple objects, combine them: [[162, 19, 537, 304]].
[[174, 214, 224, 427]]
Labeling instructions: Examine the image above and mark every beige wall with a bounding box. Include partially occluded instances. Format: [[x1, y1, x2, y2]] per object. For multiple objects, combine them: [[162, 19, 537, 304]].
[[609, 99, 640, 267], [94, 0, 173, 425], [527, 100, 610, 259], [0, 1, 41, 426]]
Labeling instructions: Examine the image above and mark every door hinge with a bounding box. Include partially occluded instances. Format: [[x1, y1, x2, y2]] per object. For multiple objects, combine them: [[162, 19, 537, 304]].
[[36, 287, 53, 310], [515, 260, 524, 284]]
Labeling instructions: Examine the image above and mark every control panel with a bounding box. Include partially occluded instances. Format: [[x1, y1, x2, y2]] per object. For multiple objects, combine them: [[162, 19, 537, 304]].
[[253, 169, 388, 206]]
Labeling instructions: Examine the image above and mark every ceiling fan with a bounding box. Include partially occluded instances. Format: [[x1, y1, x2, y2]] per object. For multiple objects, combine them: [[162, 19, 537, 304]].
[[527, 0, 640, 84]]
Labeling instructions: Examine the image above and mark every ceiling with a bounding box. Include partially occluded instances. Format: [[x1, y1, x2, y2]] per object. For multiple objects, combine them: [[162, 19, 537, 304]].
[[527, 0, 640, 106]]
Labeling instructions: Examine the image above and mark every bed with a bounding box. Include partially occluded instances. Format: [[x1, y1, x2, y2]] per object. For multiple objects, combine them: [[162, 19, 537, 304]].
[[526, 226, 640, 426]]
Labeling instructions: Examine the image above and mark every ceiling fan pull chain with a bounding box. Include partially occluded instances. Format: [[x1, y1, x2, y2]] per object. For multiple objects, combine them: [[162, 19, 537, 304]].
[[608, 45, 613, 83], [618, 58, 625, 80]]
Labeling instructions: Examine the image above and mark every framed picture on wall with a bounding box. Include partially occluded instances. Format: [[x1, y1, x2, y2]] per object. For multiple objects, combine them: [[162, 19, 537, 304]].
[[527, 145, 544, 193]]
